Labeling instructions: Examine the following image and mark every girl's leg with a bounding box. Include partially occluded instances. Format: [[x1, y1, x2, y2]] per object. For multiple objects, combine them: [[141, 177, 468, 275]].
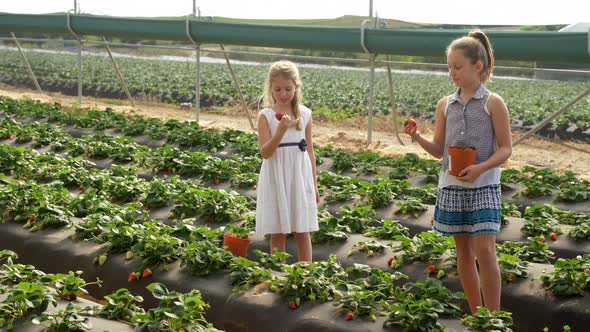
[[454, 235, 482, 314], [473, 234, 501, 311], [293, 232, 312, 262], [270, 233, 287, 254]]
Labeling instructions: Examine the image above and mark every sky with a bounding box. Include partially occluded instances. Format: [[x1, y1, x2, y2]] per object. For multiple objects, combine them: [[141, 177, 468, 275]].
[[2, 0, 589, 25]]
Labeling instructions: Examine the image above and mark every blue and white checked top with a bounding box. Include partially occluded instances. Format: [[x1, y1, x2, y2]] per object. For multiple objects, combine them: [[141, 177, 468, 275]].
[[438, 84, 501, 188]]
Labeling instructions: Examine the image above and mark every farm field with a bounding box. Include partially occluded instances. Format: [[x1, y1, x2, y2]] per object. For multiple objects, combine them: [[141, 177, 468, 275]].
[[0, 49, 589, 134], [1, 96, 590, 331]]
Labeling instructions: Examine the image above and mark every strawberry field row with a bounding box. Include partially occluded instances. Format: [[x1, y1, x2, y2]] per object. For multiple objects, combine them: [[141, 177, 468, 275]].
[[4, 96, 586, 330]]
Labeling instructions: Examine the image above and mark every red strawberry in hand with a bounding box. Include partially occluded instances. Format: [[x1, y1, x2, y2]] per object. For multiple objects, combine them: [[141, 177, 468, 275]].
[[142, 268, 152, 278], [345, 313, 354, 321], [276, 113, 284, 121], [404, 118, 417, 127]]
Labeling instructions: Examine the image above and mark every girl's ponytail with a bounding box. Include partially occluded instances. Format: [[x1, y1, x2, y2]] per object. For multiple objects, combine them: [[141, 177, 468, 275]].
[[468, 30, 494, 83]]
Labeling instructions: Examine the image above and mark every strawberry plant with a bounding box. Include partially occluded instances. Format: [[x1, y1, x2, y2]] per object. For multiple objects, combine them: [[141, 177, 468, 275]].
[[501, 201, 521, 225], [31, 302, 96, 331], [496, 240, 554, 263], [253, 249, 291, 271], [143, 178, 176, 208], [521, 216, 563, 237], [0, 282, 57, 331], [365, 178, 407, 209], [318, 171, 367, 204], [131, 221, 184, 271], [395, 197, 428, 217], [405, 185, 438, 205], [363, 219, 410, 239], [99, 288, 145, 321], [43, 271, 102, 301], [332, 284, 387, 321], [393, 231, 455, 267], [385, 298, 447, 332], [348, 240, 390, 257], [338, 205, 377, 233], [497, 254, 529, 283], [132, 282, 220, 332], [570, 222, 590, 241], [229, 257, 273, 292], [540, 255, 590, 296], [180, 241, 234, 276], [270, 255, 346, 304], [312, 211, 350, 244], [462, 307, 514, 332], [557, 181, 590, 202]]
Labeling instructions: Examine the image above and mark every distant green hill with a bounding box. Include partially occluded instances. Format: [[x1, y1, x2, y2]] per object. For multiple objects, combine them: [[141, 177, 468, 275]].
[[209, 15, 423, 28]]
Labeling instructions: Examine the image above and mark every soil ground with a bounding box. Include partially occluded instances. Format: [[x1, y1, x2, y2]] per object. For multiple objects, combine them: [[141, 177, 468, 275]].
[[2, 84, 589, 180]]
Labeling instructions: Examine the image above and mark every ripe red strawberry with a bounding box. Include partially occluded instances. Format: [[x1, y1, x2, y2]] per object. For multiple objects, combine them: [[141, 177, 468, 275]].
[[128, 272, 137, 282], [288, 301, 297, 310], [549, 232, 557, 241], [367, 250, 375, 257], [404, 118, 417, 127], [214, 179, 220, 185], [29, 215, 35, 223], [142, 268, 152, 278], [387, 256, 395, 267], [345, 313, 354, 321], [167, 167, 174, 174], [426, 265, 436, 274], [276, 113, 284, 121]]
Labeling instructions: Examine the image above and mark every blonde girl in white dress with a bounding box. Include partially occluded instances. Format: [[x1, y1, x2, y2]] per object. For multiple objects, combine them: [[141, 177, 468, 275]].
[[255, 60, 319, 262]]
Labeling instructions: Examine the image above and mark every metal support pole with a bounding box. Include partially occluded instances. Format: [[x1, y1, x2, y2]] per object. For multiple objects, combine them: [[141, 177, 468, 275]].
[[186, 16, 201, 122], [387, 65, 404, 146], [102, 37, 135, 107], [67, 12, 82, 104], [219, 43, 256, 130], [367, 54, 376, 144], [195, 44, 201, 122], [513, 86, 590, 146], [10, 32, 44, 95]]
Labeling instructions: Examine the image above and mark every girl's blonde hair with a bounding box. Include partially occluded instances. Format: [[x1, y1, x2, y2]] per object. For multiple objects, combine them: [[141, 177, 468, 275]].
[[447, 30, 495, 83], [263, 60, 303, 130]]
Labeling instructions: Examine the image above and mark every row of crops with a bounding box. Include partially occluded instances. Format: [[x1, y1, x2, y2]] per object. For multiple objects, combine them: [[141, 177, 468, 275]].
[[0, 96, 589, 331], [0, 49, 589, 131]]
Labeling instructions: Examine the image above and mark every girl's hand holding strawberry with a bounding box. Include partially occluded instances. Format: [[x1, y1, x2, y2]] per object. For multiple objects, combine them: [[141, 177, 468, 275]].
[[403, 118, 418, 140], [277, 113, 296, 132]]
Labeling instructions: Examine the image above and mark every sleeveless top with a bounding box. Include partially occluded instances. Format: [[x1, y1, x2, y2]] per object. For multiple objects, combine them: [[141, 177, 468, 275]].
[[438, 84, 501, 188]]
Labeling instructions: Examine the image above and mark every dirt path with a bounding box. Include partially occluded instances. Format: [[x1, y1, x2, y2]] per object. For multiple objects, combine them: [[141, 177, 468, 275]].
[[2, 85, 590, 180]]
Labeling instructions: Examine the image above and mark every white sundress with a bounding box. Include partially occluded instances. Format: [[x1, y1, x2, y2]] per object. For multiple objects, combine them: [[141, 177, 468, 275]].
[[255, 106, 318, 235]]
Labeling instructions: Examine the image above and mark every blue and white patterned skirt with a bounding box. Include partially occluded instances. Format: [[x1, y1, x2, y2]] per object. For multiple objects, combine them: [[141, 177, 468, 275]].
[[433, 184, 502, 236]]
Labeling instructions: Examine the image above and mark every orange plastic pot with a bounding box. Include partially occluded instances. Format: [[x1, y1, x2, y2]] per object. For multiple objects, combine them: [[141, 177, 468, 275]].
[[223, 233, 251, 257], [448, 146, 477, 176]]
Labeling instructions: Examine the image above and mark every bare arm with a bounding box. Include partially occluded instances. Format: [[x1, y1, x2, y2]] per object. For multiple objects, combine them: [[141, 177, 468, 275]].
[[305, 116, 320, 203], [406, 97, 447, 159], [257, 112, 295, 159], [475, 94, 512, 171]]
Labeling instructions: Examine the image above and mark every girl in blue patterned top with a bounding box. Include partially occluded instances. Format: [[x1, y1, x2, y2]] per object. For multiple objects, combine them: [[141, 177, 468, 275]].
[[404, 31, 512, 313]]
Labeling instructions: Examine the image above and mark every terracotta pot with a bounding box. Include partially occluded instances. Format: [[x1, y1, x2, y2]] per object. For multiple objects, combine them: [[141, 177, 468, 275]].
[[448, 146, 477, 176], [223, 233, 251, 257]]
